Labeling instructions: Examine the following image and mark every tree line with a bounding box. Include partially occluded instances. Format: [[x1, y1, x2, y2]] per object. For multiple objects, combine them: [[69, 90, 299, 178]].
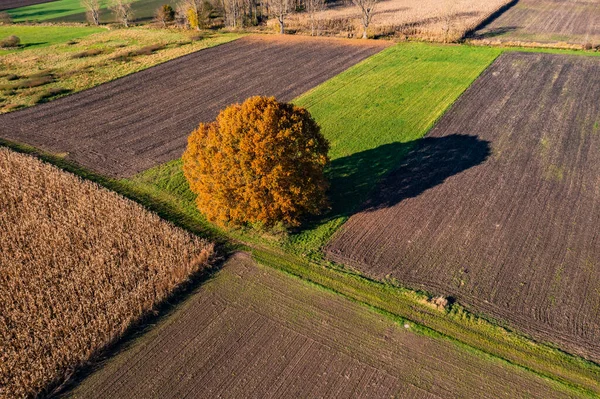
[[82, 0, 378, 38]]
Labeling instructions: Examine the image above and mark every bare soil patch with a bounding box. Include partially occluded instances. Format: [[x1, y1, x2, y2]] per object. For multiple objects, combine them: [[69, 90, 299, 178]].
[[70, 252, 580, 399], [326, 52, 600, 362], [0, 35, 388, 177], [0, 0, 55, 11], [471, 0, 600, 47], [0, 148, 213, 398]]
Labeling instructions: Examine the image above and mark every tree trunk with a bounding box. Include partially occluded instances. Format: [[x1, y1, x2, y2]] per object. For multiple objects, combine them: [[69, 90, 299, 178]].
[[278, 15, 284, 34]]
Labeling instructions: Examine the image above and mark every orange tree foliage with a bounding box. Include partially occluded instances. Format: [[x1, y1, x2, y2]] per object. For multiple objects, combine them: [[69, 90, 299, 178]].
[[182, 96, 330, 228]]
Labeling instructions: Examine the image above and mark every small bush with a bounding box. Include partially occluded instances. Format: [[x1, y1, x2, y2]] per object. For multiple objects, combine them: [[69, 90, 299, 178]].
[[71, 48, 104, 59], [0, 74, 54, 91], [183, 96, 330, 228], [0, 35, 20, 48], [34, 87, 71, 103], [0, 11, 11, 24], [5, 74, 20, 81], [112, 44, 165, 62], [155, 4, 175, 27]]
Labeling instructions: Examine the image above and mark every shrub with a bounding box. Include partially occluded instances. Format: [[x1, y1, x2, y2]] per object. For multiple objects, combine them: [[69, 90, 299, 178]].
[[0, 74, 54, 91], [34, 87, 71, 103], [0, 35, 20, 48], [0, 11, 11, 24], [71, 48, 104, 59], [183, 96, 330, 228], [155, 4, 175, 27]]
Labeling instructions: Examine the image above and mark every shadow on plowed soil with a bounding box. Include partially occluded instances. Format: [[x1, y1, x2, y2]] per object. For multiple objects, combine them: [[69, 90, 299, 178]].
[[321, 134, 490, 224]]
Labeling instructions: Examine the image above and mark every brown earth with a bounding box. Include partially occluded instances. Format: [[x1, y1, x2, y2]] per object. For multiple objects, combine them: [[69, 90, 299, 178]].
[[0, 0, 55, 11], [0, 35, 388, 177], [0, 148, 213, 398], [69, 252, 582, 399], [326, 52, 600, 363], [471, 0, 600, 47]]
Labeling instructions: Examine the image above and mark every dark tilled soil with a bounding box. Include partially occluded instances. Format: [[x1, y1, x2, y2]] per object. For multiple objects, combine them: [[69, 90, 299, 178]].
[[472, 0, 600, 46], [0, 0, 55, 11], [326, 52, 600, 362], [69, 253, 579, 399], [0, 35, 387, 177]]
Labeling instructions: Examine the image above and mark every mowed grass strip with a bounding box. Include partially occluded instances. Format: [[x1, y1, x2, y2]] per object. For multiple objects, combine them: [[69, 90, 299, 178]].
[[0, 148, 214, 398], [128, 43, 503, 256], [70, 253, 586, 399], [0, 25, 105, 54]]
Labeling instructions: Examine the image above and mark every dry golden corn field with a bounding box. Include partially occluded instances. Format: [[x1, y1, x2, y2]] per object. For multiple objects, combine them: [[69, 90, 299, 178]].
[[284, 0, 512, 41], [0, 148, 214, 398]]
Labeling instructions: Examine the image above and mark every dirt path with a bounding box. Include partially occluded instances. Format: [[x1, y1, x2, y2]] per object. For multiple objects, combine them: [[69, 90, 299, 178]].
[[326, 52, 600, 363], [69, 253, 581, 398], [0, 35, 388, 177], [471, 0, 600, 46]]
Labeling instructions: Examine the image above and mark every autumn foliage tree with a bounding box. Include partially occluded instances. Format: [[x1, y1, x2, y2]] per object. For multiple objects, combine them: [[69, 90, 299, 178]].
[[183, 96, 330, 228]]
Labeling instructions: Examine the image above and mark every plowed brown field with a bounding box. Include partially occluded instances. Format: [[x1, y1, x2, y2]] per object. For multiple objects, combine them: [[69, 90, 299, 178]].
[[0, 0, 54, 10], [70, 253, 582, 399], [0, 35, 387, 177], [326, 52, 600, 362], [471, 0, 600, 46]]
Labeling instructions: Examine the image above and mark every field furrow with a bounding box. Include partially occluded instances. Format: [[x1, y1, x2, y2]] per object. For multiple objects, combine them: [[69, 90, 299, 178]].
[[0, 35, 388, 177], [326, 51, 600, 362], [69, 252, 585, 398]]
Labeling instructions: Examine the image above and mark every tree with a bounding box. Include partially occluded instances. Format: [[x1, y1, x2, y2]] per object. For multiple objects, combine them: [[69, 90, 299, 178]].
[[305, 0, 325, 36], [155, 4, 175, 27], [177, 0, 211, 30], [183, 96, 330, 228], [352, 0, 377, 39], [268, 0, 291, 34], [109, 0, 133, 27], [81, 0, 101, 25]]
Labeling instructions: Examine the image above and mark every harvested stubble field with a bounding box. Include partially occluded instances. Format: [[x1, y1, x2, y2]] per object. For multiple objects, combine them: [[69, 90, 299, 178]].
[[471, 0, 600, 47], [284, 0, 511, 41], [0, 148, 213, 398], [0, 35, 388, 177], [327, 52, 600, 362], [70, 253, 583, 399]]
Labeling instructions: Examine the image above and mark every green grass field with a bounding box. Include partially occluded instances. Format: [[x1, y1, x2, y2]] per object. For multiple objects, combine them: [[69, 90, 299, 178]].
[[0, 25, 105, 54], [6, 0, 178, 23], [129, 42, 504, 256]]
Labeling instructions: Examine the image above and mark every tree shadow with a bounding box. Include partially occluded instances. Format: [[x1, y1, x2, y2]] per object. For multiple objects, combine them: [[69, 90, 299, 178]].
[[9, 8, 71, 19], [470, 26, 518, 40], [362, 134, 491, 212], [298, 134, 490, 232]]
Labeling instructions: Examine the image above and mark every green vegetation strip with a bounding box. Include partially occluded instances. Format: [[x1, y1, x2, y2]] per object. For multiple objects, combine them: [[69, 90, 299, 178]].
[[7, 0, 91, 21], [250, 246, 600, 397], [0, 25, 105, 54], [6, 0, 177, 22]]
